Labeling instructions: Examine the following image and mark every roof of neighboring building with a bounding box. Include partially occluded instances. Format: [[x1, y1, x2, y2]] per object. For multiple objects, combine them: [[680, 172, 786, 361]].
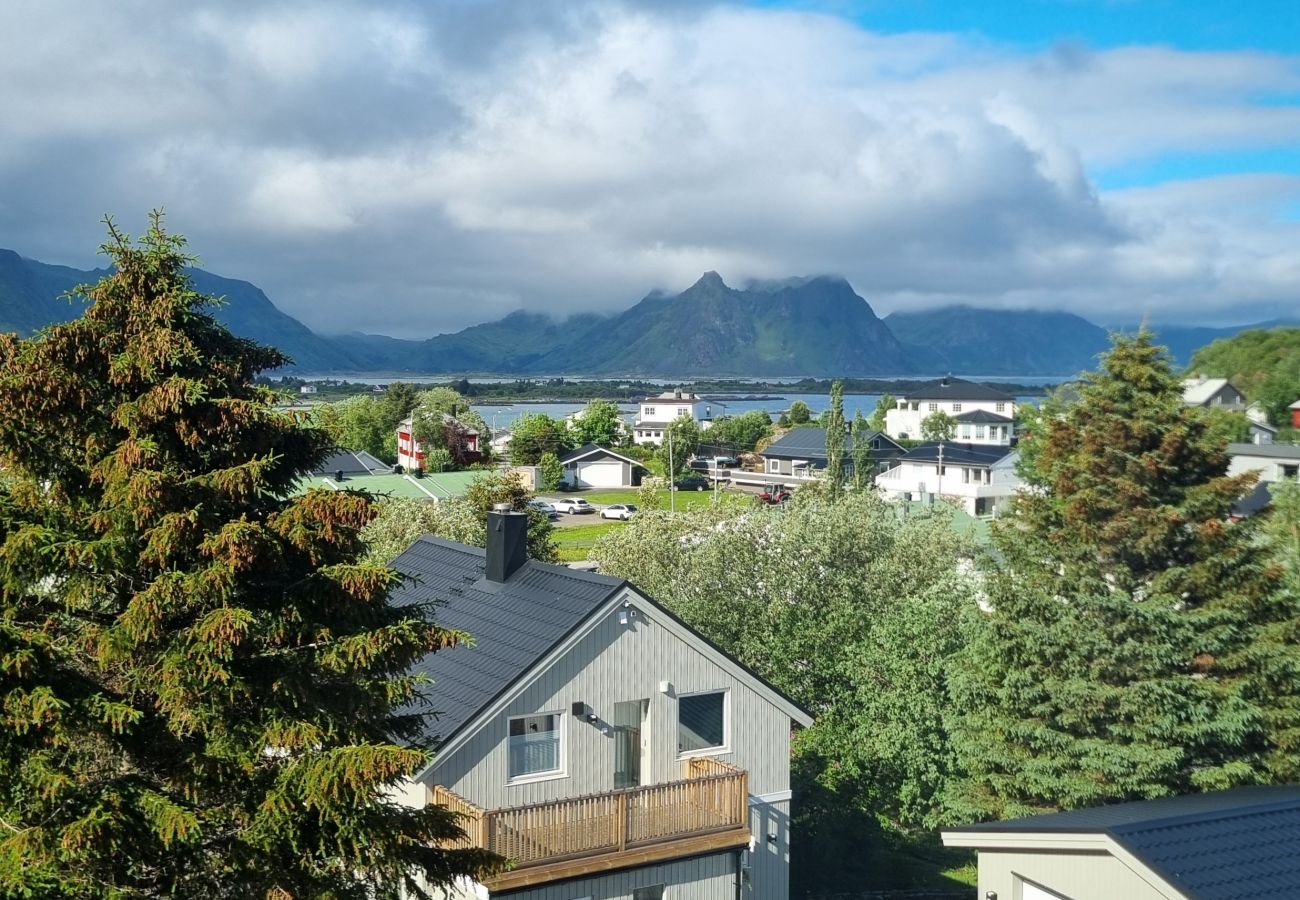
[[390, 537, 625, 746], [557, 443, 645, 467], [1229, 443, 1300, 460], [1291, 400, 1300, 410], [642, 390, 701, 402], [901, 377, 1016, 403], [947, 786, 1300, 900], [898, 441, 1016, 467], [1182, 377, 1242, 406], [314, 449, 391, 476], [955, 409, 1014, 424], [761, 427, 903, 461]]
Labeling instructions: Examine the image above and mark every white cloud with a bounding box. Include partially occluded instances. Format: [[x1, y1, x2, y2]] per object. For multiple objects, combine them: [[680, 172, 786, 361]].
[[0, 1, 1297, 336]]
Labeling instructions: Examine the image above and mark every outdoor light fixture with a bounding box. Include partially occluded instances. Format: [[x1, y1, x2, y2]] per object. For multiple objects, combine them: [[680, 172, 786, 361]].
[[658, 680, 672, 694]]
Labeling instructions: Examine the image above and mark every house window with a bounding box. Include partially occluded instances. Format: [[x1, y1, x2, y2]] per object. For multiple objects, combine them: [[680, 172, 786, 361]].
[[633, 886, 665, 900], [928, 402, 937, 412], [996, 402, 1006, 413], [1283, 464, 1299, 479], [644, 407, 656, 417], [976, 425, 986, 440], [678, 691, 726, 754], [952, 403, 962, 413], [960, 425, 971, 440], [508, 713, 562, 779]]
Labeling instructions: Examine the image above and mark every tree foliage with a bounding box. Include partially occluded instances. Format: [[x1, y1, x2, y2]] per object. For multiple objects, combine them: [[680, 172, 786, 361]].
[[823, 381, 847, 499], [538, 452, 564, 491], [946, 331, 1299, 822], [0, 215, 496, 898], [1186, 326, 1300, 428], [568, 399, 624, 447], [920, 410, 957, 441], [657, 415, 700, 479], [869, 393, 894, 432], [787, 399, 812, 425], [703, 410, 772, 451], [362, 472, 557, 565], [851, 410, 874, 491], [508, 413, 570, 465]]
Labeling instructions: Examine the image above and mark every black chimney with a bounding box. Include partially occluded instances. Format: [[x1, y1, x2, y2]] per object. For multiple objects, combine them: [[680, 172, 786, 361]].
[[486, 503, 528, 583]]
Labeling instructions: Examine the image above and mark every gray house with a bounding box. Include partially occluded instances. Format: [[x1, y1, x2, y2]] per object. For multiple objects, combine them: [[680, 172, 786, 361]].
[[943, 785, 1300, 899], [390, 509, 812, 900], [760, 427, 904, 481]]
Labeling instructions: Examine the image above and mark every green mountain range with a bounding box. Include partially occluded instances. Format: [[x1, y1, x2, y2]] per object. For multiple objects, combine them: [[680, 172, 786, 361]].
[[0, 247, 1291, 376]]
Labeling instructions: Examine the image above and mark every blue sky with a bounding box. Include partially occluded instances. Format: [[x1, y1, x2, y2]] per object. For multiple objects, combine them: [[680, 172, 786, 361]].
[[1, 1, 1298, 332]]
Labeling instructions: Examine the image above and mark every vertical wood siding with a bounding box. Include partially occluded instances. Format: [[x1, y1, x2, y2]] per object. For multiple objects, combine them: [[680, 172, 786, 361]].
[[495, 851, 737, 900]]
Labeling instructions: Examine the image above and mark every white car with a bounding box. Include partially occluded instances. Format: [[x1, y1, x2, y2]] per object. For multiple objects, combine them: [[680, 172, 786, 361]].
[[600, 503, 639, 520], [551, 497, 595, 515]]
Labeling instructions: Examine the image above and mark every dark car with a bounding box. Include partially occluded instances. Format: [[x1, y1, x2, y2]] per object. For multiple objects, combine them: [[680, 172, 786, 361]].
[[673, 475, 710, 492]]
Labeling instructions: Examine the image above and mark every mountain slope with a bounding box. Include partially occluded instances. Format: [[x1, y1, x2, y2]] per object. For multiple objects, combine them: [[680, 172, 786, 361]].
[[885, 306, 1112, 376], [551, 272, 915, 376]]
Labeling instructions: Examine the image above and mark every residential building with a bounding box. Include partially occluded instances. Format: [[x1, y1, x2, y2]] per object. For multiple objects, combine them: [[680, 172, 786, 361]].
[[760, 427, 904, 481], [1181, 375, 1247, 410], [397, 414, 481, 472], [884, 378, 1017, 445], [389, 509, 812, 900], [943, 785, 1300, 900], [490, 429, 513, 458], [558, 444, 647, 489], [874, 442, 1020, 517], [633, 391, 709, 445], [1292, 399, 1300, 429], [299, 383, 318, 395], [1227, 442, 1300, 483]]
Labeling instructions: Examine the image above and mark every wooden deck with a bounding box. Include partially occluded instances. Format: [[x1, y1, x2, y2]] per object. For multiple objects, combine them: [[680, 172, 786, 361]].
[[432, 758, 750, 890]]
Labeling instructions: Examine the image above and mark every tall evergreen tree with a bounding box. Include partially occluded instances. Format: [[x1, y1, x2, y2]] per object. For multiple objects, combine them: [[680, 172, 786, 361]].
[[851, 410, 873, 491], [823, 381, 846, 499], [946, 331, 1297, 822], [0, 215, 496, 898]]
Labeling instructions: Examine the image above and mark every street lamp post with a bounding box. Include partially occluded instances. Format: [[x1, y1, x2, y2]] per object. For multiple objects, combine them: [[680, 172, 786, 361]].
[[935, 441, 945, 506]]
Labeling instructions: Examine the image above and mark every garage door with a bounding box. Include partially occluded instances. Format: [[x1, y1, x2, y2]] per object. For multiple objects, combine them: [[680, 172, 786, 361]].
[[576, 460, 625, 488]]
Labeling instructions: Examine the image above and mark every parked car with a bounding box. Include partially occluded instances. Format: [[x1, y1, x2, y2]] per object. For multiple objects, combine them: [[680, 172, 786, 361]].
[[758, 486, 792, 504], [528, 499, 559, 520], [600, 503, 639, 520], [688, 456, 738, 471], [551, 497, 595, 515], [673, 476, 710, 492]]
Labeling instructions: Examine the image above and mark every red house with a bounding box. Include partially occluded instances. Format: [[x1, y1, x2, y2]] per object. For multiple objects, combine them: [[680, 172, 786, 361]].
[[396, 414, 481, 472]]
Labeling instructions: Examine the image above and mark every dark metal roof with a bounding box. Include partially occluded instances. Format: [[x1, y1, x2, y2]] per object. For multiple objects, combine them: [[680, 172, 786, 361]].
[[761, 427, 903, 461], [388, 537, 624, 747], [314, 449, 390, 476], [902, 378, 1016, 403], [949, 786, 1300, 900], [1232, 482, 1274, 518], [955, 409, 1013, 424], [1229, 442, 1300, 460], [898, 441, 1015, 466], [557, 443, 644, 466]]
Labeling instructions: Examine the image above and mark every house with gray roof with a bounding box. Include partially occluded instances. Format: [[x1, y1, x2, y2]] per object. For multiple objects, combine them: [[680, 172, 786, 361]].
[[874, 441, 1020, 517], [313, 449, 391, 478], [557, 443, 646, 488], [760, 427, 904, 481], [1181, 375, 1247, 411], [389, 509, 812, 900], [884, 377, 1018, 445], [943, 785, 1300, 900], [1227, 442, 1300, 484]]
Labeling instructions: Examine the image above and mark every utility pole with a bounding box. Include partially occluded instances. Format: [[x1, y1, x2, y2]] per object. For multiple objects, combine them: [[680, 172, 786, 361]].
[[935, 441, 945, 507]]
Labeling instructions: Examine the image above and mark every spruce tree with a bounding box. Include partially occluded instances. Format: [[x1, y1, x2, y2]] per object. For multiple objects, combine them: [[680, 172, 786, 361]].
[[946, 331, 1297, 821], [0, 215, 496, 898]]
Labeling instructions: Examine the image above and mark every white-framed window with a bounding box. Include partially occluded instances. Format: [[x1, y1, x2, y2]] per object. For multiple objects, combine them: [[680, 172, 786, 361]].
[[960, 425, 971, 439], [677, 690, 727, 755], [928, 402, 937, 412], [996, 402, 1006, 412], [633, 886, 665, 900], [952, 403, 962, 412], [508, 712, 563, 780], [976, 425, 986, 440], [644, 406, 656, 417]]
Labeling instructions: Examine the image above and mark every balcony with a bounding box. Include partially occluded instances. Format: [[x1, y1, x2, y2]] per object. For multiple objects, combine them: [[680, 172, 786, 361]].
[[432, 758, 751, 891]]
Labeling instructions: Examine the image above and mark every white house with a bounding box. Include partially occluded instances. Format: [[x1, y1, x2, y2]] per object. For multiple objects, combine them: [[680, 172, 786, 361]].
[[1181, 375, 1247, 410], [299, 384, 318, 395], [943, 785, 1300, 900], [884, 378, 1017, 445], [396, 414, 481, 471], [1227, 442, 1300, 483], [557, 444, 646, 489], [633, 390, 711, 445], [874, 442, 1021, 517], [389, 510, 812, 900]]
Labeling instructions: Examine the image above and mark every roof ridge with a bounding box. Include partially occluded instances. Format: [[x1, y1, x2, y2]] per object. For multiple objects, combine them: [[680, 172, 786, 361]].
[[1109, 794, 1300, 837]]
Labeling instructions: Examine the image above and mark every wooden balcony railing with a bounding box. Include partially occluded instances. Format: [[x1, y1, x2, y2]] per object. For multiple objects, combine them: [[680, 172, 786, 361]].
[[430, 759, 749, 886]]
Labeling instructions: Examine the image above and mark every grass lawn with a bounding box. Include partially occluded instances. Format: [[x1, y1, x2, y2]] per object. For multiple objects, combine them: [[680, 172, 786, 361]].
[[553, 520, 625, 562], [543, 487, 750, 513]]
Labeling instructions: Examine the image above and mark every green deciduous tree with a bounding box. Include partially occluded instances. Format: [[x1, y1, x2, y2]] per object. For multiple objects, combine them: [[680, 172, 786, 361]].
[[920, 410, 957, 441], [0, 215, 496, 898], [788, 399, 812, 425], [568, 399, 624, 447], [851, 410, 874, 490], [508, 413, 570, 465], [538, 452, 564, 490], [658, 415, 700, 480], [823, 381, 847, 499], [869, 393, 894, 432], [704, 410, 772, 451], [946, 331, 1298, 823]]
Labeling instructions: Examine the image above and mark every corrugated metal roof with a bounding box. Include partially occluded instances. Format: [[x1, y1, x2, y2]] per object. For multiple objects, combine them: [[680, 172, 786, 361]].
[[389, 537, 623, 747], [761, 427, 901, 461], [949, 786, 1300, 900], [314, 449, 391, 476]]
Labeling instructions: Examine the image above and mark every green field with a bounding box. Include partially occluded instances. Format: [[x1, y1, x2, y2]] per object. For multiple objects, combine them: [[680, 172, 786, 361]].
[[553, 521, 625, 562], [540, 487, 749, 513]]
